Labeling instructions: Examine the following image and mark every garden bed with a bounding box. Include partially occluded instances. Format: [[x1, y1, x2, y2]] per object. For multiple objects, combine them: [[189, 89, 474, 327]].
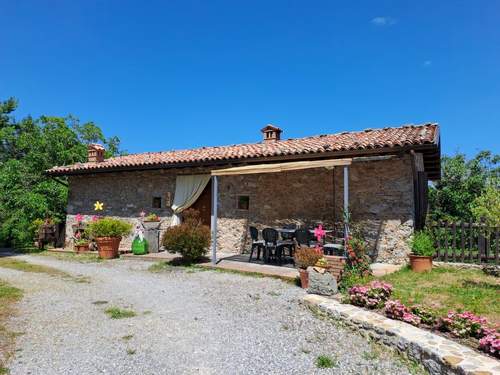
[[341, 265, 499, 359], [343, 265, 499, 324]]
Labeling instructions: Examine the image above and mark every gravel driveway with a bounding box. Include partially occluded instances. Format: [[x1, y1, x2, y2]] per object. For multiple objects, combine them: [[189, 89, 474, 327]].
[[0, 254, 418, 374]]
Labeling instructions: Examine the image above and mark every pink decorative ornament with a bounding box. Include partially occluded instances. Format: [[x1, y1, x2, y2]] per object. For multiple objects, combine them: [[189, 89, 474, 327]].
[[314, 225, 326, 242], [75, 213, 84, 223]]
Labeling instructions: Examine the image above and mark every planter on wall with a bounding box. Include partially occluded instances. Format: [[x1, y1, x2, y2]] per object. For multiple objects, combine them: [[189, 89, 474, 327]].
[[409, 254, 433, 273], [96, 237, 122, 259]]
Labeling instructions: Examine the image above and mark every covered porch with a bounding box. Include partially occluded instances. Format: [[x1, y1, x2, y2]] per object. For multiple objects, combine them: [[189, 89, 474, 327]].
[[209, 158, 353, 266]]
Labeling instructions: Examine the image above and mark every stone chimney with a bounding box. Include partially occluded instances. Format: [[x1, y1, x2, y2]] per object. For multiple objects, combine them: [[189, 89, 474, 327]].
[[87, 144, 105, 163], [261, 124, 282, 142]]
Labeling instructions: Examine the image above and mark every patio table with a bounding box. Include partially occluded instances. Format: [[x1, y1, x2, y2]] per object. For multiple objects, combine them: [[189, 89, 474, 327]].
[[276, 228, 333, 235]]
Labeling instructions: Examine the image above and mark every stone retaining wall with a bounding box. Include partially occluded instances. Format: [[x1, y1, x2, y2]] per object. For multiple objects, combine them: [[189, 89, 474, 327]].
[[303, 294, 500, 375]]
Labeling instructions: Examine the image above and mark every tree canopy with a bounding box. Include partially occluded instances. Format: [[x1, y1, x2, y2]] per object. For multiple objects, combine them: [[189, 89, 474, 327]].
[[428, 151, 499, 225], [0, 98, 121, 248]]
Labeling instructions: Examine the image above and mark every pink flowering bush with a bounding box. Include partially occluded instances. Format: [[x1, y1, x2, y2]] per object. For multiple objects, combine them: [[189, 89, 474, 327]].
[[384, 300, 421, 326], [348, 281, 393, 309], [479, 332, 500, 358], [438, 311, 489, 338]]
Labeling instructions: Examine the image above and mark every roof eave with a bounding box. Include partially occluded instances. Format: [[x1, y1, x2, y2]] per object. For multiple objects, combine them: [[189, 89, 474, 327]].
[[46, 142, 440, 178]]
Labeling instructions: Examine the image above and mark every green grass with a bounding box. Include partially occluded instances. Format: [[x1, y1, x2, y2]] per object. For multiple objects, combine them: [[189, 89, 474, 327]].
[[346, 265, 500, 324], [148, 261, 205, 273], [37, 251, 102, 263], [104, 307, 137, 319], [122, 334, 134, 341], [0, 280, 23, 373], [0, 257, 90, 284], [315, 355, 337, 368], [0, 257, 68, 276]]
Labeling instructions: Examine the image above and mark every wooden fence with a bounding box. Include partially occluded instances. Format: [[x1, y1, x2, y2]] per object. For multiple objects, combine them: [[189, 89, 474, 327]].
[[428, 219, 499, 265]]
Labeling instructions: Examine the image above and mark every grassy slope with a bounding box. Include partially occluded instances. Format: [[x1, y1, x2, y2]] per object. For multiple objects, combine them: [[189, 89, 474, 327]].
[[352, 266, 499, 324]]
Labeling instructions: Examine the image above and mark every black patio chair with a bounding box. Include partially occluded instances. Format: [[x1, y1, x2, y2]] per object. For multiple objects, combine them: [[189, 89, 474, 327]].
[[323, 236, 345, 256], [262, 228, 287, 265], [248, 226, 265, 262], [280, 225, 296, 258], [294, 229, 311, 247], [323, 224, 346, 256]]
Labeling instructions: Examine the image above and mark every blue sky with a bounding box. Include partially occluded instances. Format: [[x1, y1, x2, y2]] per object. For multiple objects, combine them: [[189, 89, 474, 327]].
[[1, 0, 499, 157]]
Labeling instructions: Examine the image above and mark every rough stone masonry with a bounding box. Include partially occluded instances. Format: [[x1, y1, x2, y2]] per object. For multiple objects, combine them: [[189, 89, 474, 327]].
[[65, 154, 415, 264]]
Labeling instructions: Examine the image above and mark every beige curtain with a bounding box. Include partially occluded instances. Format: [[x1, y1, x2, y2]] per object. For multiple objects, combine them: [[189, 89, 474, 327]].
[[171, 174, 211, 225]]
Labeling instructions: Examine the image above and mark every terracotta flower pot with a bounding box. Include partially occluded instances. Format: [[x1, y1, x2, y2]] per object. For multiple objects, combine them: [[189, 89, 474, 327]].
[[299, 268, 309, 289], [74, 243, 90, 253], [96, 237, 122, 259], [409, 254, 433, 273]]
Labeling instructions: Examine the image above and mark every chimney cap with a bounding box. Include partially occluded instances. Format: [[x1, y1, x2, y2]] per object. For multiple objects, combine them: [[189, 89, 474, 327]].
[[261, 124, 283, 142], [260, 124, 282, 133], [87, 143, 105, 163], [88, 143, 105, 150]]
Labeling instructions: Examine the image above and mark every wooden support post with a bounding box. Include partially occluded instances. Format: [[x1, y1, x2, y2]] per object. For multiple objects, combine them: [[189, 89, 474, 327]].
[[211, 175, 218, 265]]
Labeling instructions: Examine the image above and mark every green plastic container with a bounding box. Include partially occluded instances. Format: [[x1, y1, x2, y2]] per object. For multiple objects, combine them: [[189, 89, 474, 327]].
[[131, 237, 148, 255]]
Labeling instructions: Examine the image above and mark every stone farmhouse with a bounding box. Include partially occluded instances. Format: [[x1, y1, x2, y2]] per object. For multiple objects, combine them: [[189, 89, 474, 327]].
[[47, 123, 441, 264]]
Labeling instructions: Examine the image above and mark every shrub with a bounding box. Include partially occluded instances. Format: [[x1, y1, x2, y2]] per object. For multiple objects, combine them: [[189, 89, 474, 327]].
[[410, 305, 437, 326], [161, 209, 210, 262], [410, 231, 435, 257], [347, 280, 392, 309], [340, 232, 372, 290], [479, 333, 500, 358], [384, 300, 421, 326], [294, 247, 322, 269], [438, 311, 489, 338], [85, 217, 132, 238]]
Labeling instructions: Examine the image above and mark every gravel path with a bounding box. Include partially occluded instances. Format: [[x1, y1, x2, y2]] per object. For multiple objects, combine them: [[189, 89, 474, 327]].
[[0, 254, 418, 374]]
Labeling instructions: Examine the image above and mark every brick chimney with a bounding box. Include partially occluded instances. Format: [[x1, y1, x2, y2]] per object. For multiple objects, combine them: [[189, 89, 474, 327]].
[[87, 144, 105, 163], [261, 124, 282, 142]]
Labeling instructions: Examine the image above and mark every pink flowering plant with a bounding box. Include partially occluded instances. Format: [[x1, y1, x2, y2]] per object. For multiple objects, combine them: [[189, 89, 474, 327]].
[[348, 281, 393, 309], [479, 332, 500, 358], [384, 300, 421, 326], [438, 311, 489, 338]]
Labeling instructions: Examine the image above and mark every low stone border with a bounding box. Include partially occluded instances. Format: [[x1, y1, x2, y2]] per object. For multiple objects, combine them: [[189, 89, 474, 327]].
[[434, 261, 500, 271], [303, 294, 500, 375]]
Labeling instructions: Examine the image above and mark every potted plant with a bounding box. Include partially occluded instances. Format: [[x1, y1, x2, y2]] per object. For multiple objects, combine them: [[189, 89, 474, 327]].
[[294, 247, 323, 288], [409, 231, 435, 272], [74, 238, 90, 253], [85, 217, 132, 259]]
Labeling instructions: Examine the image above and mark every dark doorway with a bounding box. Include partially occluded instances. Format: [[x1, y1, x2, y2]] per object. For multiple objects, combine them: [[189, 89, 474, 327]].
[[190, 180, 212, 227]]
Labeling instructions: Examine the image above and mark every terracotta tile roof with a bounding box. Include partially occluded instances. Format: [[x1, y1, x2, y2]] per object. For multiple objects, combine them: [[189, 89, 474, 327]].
[[47, 123, 439, 176]]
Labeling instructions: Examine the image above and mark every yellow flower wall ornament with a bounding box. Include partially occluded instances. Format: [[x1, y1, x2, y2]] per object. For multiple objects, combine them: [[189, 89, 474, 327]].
[[94, 201, 104, 211]]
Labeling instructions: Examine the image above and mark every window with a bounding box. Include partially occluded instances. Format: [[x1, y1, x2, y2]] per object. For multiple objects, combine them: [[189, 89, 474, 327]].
[[152, 197, 162, 208], [237, 195, 249, 210]]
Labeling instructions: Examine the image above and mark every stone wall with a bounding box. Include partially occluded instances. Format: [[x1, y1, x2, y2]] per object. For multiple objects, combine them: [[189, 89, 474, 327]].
[[332, 155, 415, 263], [65, 154, 415, 263]]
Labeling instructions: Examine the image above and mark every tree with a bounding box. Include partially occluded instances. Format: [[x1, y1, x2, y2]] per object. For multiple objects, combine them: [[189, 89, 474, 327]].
[[428, 151, 499, 222], [0, 98, 122, 248], [471, 185, 500, 226]]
